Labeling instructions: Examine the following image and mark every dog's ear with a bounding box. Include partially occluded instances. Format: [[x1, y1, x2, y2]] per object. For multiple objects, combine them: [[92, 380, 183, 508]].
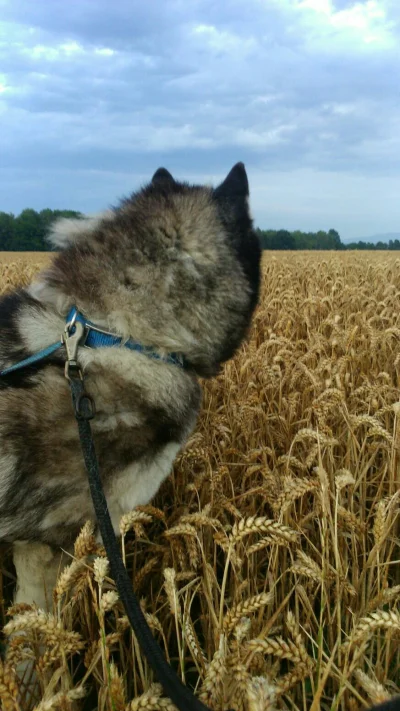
[[214, 162, 249, 200], [151, 168, 176, 186]]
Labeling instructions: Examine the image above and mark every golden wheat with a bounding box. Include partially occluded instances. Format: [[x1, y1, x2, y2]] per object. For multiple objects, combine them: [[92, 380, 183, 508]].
[[0, 251, 399, 710]]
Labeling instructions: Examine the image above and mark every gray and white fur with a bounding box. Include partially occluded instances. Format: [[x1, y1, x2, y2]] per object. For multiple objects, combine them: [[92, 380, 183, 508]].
[[0, 163, 261, 609]]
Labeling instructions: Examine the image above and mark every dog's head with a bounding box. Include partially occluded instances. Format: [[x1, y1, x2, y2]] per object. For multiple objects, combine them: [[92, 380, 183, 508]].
[[46, 163, 261, 376]]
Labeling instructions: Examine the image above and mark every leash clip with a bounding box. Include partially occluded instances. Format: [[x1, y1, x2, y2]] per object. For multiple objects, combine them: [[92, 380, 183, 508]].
[[63, 320, 85, 380]]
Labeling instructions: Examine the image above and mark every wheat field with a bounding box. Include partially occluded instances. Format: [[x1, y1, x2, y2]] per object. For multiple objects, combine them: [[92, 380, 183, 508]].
[[0, 252, 399, 711]]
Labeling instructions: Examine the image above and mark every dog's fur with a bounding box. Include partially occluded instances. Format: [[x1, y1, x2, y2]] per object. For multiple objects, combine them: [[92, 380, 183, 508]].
[[0, 163, 261, 608]]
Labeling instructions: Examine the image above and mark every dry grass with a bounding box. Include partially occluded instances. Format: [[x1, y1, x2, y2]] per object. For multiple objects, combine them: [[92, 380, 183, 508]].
[[0, 251, 399, 711], [0, 255, 51, 296], [0, 253, 51, 265]]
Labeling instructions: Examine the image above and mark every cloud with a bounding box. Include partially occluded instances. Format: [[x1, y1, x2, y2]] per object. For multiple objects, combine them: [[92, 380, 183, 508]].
[[291, 0, 395, 48], [0, 0, 400, 239]]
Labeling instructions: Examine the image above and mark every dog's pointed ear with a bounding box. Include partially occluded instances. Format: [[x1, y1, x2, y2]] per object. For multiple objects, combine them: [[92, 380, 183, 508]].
[[152, 168, 175, 185], [214, 162, 249, 200]]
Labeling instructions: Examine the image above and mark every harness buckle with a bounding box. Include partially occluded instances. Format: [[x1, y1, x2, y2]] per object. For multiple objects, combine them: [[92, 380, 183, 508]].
[[63, 320, 85, 381]]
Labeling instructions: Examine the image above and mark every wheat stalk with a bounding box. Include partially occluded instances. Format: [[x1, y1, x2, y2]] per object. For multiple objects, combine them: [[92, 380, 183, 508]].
[[230, 517, 297, 544], [223, 593, 274, 633]]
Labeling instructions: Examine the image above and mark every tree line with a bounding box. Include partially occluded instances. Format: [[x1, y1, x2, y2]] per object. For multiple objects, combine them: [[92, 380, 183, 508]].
[[256, 229, 400, 251], [0, 209, 82, 251], [0, 209, 399, 251], [256, 228, 343, 250]]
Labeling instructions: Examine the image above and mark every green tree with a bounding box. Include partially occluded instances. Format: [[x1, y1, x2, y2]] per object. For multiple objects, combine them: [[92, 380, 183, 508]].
[[0, 208, 82, 250], [14, 209, 44, 250], [328, 228, 342, 250], [274, 230, 296, 250], [0, 212, 15, 250]]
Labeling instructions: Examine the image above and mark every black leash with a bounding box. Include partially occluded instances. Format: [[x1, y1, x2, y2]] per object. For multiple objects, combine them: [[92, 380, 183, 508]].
[[369, 700, 400, 711], [63, 324, 224, 711]]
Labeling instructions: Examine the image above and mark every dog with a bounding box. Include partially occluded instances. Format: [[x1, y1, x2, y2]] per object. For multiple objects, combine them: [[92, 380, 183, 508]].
[[0, 162, 261, 609]]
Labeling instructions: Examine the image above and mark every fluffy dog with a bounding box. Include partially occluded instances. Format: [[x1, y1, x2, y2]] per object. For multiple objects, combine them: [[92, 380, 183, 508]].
[[0, 163, 261, 608]]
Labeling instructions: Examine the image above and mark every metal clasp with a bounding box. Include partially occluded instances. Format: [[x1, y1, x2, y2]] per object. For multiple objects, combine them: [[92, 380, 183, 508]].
[[63, 320, 85, 380]]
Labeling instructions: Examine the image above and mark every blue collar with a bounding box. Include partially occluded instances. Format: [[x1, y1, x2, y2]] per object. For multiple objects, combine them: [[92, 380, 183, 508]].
[[0, 306, 188, 377]]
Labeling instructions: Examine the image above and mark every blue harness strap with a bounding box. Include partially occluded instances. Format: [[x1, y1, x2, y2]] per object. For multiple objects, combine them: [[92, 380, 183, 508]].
[[0, 306, 187, 377]]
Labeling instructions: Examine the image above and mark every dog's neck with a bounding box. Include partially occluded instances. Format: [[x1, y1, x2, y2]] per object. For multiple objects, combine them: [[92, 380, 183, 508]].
[[28, 278, 198, 355], [26, 278, 221, 377]]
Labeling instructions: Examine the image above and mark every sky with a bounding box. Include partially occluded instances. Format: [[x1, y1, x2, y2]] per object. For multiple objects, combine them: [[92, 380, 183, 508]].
[[1, 0, 400, 241]]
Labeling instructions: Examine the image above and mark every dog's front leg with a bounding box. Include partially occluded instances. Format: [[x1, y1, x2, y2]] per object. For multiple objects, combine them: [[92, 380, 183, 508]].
[[8, 542, 65, 704], [13, 541, 64, 610]]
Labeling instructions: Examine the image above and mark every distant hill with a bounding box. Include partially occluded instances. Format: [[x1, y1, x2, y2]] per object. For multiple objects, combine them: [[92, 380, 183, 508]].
[[344, 232, 400, 245]]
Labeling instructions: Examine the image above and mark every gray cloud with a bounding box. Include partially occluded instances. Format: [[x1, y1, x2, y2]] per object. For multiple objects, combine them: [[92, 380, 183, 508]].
[[1, 0, 400, 239]]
